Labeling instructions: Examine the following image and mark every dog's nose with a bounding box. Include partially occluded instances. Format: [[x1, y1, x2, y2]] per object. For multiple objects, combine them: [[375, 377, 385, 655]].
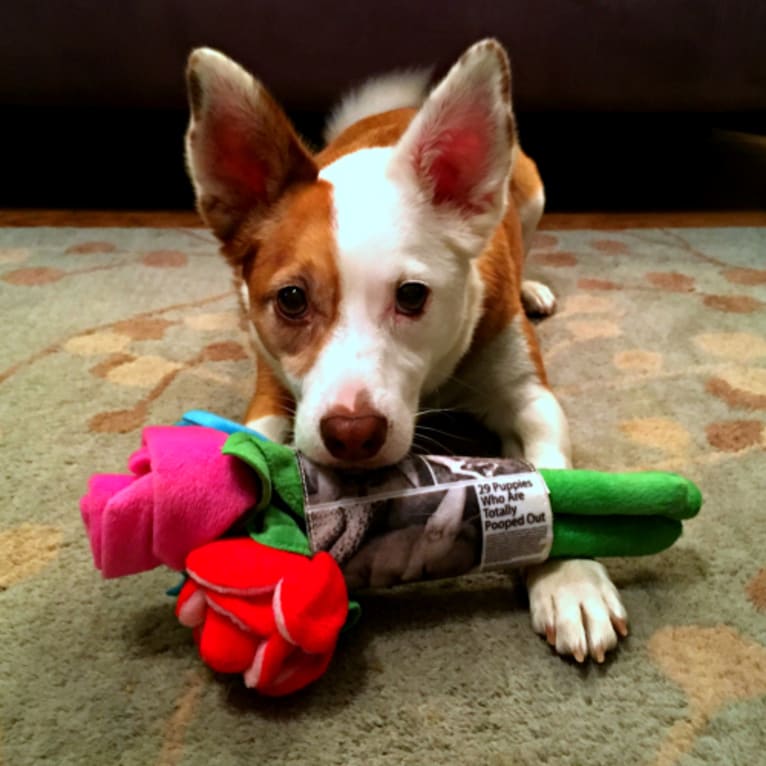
[[320, 407, 388, 462]]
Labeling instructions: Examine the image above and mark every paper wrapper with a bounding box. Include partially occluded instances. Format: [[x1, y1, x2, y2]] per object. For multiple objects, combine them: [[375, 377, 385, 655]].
[[299, 454, 554, 590]]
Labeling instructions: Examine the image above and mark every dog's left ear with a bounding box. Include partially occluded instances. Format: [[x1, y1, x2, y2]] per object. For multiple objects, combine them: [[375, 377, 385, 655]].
[[185, 48, 317, 244], [389, 39, 516, 246]]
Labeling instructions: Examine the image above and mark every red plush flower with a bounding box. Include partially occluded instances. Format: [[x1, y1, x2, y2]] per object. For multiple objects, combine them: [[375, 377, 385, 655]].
[[175, 537, 348, 696]]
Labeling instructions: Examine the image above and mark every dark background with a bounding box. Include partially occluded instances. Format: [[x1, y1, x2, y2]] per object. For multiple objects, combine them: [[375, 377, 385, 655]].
[[2, 0, 764, 212], [3, 106, 763, 211]]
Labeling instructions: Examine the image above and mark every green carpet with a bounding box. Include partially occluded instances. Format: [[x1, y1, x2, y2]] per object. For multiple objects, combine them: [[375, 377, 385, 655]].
[[1, 225, 765, 765]]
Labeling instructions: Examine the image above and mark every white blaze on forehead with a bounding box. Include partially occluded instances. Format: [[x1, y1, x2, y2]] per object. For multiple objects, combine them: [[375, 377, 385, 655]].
[[293, 147, 488, 466], [319, 147, 400, 252], [293, 149, 423, 459], [319, 148, 420, 305], [317, 144, 484, 383]]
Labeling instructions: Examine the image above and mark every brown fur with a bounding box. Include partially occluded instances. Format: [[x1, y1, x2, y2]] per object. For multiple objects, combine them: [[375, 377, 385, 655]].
[[245, 349, 296, 423], [242, 181, 341, 381], [510, 150, 543, 218], [317, 108, 417, 168]]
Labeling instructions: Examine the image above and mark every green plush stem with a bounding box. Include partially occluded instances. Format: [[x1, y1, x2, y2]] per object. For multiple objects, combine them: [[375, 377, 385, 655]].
[[224, 433, 702, 562], [539, 469, 702, 521], [549, 515, 682, 558]]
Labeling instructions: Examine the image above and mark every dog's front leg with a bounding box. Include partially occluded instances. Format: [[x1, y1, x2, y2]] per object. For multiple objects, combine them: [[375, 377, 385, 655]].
[[459, 325, 628, 662], [499, 381, 629, 662], [244, 351, 295, 444]]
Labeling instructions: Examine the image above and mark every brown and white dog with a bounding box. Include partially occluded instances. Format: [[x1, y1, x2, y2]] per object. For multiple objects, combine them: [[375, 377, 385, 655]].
[[185, 39, 628, 662]]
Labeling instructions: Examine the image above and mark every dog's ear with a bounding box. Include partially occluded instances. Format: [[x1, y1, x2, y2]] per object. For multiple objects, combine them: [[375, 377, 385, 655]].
[[389, 39, 516, 246], [185, 48, 317, 243]]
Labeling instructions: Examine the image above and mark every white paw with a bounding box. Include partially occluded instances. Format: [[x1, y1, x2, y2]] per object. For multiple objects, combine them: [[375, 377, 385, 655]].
[[526, 559, 628, 663], [521, 279, 557, 317], [245, 414, 292, 444]]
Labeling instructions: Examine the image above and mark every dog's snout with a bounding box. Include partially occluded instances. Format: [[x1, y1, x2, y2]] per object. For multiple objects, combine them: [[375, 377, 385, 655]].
[[320, 407, 388, 462]]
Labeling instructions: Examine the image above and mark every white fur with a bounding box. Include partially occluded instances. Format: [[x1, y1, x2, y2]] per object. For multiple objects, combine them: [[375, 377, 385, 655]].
[[519, 188, 556, 316], [527, 559, 628, 663], [521, 280, 557, 317], [292, 147, 485, 466], [324, 69, 432, 144], [518, 186, 545, 254], [245, 413, 292, 443]]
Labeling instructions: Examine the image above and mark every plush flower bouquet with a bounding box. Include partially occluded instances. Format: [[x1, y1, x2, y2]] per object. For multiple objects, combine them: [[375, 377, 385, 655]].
[[81, 423, 352, 696], [81, 412, 701, 696]]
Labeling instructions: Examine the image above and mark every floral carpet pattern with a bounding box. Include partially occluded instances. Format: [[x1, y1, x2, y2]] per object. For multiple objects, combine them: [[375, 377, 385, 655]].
[[0, 226, 764, 765]]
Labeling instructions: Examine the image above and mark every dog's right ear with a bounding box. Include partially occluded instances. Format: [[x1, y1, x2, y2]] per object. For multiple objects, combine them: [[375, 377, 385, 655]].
[[185, 48, 317, 244]]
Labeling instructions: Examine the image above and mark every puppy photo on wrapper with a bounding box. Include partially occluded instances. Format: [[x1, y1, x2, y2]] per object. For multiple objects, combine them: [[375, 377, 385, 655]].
[[299, 454, 554, 590]]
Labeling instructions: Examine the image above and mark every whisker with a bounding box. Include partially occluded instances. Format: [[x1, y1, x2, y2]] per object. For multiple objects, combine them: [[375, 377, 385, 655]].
[[273, 398, 297, 416], [442, 375, 487, 398], [415, 405, 461, 418], [416, 423, 483, 447], [412, 432, 456, 456], [414, 425, 456, 442]]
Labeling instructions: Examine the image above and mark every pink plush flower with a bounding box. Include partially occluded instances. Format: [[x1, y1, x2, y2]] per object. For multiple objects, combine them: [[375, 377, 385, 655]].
[[80, 426, 260, 577], [176, 537, 348, 696]]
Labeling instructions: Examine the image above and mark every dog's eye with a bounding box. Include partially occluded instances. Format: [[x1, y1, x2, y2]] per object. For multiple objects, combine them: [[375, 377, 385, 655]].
[[276, 285, 308, 319], [395, 282, 430, 316]]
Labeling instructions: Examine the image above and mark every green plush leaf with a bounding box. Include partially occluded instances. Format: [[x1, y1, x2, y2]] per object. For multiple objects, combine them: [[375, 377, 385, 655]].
[[246, 504, 312, 557], [223, 433, 305, 518]]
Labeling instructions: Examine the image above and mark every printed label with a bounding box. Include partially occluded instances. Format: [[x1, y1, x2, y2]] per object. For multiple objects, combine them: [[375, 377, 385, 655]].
[[474, 472, 553, 569], [297, 454, 553, 591]]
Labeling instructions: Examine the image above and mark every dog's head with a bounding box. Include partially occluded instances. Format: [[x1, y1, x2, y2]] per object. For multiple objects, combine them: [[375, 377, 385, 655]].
[[186, 40, 516, 467]]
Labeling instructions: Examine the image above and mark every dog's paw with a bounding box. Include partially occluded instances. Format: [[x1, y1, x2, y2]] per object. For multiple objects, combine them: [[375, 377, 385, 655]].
[[521, 279, 557, 317], [245, 414, 292, 443], [526, 559, 628, 663]]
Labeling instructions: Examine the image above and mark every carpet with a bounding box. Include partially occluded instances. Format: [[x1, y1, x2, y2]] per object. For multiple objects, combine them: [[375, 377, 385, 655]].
[[1, 225, 764, 766]]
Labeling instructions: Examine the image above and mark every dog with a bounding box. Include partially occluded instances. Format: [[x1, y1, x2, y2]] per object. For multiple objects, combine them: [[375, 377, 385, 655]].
[[184, 39, 628, 663]]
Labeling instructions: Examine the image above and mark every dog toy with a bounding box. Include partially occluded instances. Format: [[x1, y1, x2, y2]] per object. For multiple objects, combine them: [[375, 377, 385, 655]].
[[81, 412, 702, 695]]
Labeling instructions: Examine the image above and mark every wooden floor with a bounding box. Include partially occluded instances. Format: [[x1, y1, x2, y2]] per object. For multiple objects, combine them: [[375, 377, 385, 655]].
[[1, 209, 765, 229], [540, 211, 766, 230]]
